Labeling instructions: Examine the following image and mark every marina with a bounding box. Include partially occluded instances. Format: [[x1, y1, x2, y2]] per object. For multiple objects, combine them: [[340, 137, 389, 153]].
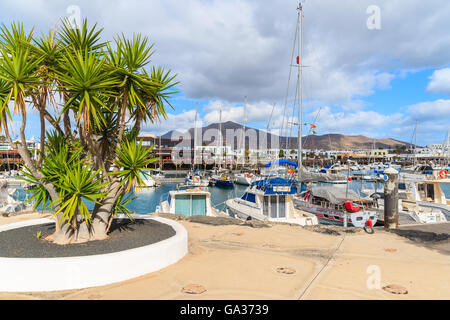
[[0, 0, 450, 306]]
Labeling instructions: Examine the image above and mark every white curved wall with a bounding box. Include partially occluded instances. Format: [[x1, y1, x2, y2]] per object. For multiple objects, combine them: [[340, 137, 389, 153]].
[[0, 215, 188, 293]]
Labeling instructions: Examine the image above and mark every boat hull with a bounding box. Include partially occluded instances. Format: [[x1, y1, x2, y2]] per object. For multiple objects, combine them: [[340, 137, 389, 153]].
[[293, 197, 378, 228], [212, 179, 234, 188]]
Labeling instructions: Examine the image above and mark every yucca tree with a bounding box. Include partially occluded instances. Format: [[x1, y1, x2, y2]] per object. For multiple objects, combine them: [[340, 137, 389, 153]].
[[0, 20, 177, 244]]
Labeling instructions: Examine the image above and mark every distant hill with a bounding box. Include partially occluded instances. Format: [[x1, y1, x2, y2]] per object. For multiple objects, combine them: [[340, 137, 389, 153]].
[[158, 121, 414, 150]]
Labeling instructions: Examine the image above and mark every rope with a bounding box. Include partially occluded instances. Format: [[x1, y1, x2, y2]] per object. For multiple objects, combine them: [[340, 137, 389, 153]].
[[297, 234, 346, 300]]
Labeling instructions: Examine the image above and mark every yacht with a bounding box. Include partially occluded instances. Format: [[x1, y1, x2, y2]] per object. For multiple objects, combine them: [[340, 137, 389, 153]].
[[226, 177, 318, 226], [398, 172, 449, 221]]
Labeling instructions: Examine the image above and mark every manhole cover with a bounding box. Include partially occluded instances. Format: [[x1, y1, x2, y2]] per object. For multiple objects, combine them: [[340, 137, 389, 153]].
[[182, 284, 207, 294], [276, 267, 296, 275], [383, 284, 408, 295], [384, 248, 397, 253]]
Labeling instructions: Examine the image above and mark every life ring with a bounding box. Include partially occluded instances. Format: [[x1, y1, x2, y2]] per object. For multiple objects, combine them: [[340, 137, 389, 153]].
[[364, 226, 374, 234], [439, 170, 448, 179]]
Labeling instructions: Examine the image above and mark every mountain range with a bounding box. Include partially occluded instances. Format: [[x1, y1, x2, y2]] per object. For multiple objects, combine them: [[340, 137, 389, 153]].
[[159, 121, 413, 150]]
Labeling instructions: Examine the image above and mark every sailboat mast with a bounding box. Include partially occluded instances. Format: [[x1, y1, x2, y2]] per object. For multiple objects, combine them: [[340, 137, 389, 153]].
[[219, 108, 222, 170], [297, 2, 303, 182], [414, 120, 418, 166], [193, 104, 198, 170], [242, 96, 247, 168]]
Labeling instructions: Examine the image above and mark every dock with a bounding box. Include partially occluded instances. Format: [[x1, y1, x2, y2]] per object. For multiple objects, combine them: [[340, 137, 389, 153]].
[[158, 178, 185, 184]]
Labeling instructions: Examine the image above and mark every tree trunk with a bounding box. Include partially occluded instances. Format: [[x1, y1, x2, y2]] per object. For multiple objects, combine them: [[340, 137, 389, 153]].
[[45, 181, 122, 245]]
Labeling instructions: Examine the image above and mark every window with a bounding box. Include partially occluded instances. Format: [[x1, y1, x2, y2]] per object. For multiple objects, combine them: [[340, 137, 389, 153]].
[[174, 195, 207, 217], [263, 197, 269, 216], [270, 196, 277, 218], [279, 195, 286, 218], [241, 193, 256, 203]]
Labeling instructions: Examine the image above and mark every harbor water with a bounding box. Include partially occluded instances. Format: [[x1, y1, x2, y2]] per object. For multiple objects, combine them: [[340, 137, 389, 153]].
[[14, 179, 450, 215]]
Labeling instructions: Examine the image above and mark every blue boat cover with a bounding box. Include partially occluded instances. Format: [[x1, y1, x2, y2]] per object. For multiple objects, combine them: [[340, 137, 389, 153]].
[[251, 178, 298, 195], [265, 160, 298, 168]]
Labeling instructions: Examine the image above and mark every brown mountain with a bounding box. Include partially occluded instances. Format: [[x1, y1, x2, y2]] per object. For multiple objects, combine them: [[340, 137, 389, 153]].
[[159, 121, 414, 150]]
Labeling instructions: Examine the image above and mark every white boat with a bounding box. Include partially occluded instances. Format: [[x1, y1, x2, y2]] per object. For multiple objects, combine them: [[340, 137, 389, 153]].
[[185, 172, 210, 187], [0, 188, 33, 216], [399, 173, 449, 222], [294, 186, 379, 228], [155, 187, 226, 217], [234, 172, 257, 186], [141, 174, 159, 187], [226, 178, 318, 226]]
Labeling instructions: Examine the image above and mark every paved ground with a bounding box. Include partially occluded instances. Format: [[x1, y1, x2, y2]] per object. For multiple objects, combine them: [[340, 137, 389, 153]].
[[0, 213, 449, 300]]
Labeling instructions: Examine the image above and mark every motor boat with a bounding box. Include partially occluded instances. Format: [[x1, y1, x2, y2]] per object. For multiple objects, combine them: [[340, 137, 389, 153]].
[[226, 177, 318, 226]]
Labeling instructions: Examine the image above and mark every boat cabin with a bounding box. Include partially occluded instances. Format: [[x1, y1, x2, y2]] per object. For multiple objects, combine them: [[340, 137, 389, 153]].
[[158, 189, 213, 217]]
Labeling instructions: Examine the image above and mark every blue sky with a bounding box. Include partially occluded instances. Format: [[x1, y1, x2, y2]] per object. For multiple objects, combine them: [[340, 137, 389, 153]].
[[1, 0, 450, 146]]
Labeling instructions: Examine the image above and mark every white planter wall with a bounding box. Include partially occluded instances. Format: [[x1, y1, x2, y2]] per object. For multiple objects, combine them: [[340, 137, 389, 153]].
[[0, 215, 188, 293]]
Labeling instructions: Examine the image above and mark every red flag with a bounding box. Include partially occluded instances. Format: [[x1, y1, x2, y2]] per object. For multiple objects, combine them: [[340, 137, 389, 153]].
[[297, 56, 299, 64]]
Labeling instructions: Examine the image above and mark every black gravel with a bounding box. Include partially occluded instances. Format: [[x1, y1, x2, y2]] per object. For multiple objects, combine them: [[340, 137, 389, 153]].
[[0, 219, 176, 258], [186, 215, 243, 226], [388, 229, 450, 243]]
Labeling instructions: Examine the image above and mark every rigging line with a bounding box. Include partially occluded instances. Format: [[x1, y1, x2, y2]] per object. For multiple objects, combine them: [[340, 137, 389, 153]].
[[303, 107, 322, 151], [281, 12, 300, 146], [287, 76, 299, 150]]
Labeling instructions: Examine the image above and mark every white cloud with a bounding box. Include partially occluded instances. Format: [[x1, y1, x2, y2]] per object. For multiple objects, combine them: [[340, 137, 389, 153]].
[[141, 110, 197, 135], [427, 68, 450, 94], [2, 0, 450, 146], [4, 0, 450, 106], [309, 106, 404, 137], [406, 99, 450, 121]]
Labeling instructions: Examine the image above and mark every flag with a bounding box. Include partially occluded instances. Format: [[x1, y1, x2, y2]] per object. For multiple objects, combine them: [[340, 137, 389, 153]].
[[313, 131, 317, 135], [310, 124, 317, 129]]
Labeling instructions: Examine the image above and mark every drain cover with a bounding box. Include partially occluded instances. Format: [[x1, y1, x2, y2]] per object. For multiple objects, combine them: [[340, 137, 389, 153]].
[[276, 267, 296, 275], [383, 284, 408, 295], [182, 284, 207, 294]]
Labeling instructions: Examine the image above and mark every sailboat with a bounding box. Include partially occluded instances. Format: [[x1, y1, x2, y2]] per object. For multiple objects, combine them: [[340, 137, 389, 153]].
[[210, 108, 235, 188], [234, 97, 258, 185], [185, 105, 209, 187], [282, 3, 379, 228], [226, 3, 319, 226]]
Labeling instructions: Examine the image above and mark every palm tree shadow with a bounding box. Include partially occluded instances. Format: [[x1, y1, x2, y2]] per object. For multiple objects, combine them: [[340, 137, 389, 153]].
[[108, 219, 146, 234]]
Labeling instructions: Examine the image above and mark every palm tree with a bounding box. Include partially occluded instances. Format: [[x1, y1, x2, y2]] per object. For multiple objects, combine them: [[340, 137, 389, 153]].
[[0, 20, 177, 244]]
